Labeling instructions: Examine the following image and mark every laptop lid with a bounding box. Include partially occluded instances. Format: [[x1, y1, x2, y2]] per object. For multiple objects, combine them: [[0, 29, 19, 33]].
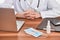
[[0, 8, 17, 32]]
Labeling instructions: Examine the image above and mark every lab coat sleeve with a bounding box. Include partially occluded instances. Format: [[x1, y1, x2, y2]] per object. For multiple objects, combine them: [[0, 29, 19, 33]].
[[0, 0, 14, 8], [14, 0, 24, 14], [40, 0, 60, 18], [40, 8, 60, 18]]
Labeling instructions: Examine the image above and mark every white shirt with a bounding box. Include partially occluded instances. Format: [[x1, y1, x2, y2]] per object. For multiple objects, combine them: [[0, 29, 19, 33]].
[[27, 0, 32, 5], [0, 0, 13, 8]]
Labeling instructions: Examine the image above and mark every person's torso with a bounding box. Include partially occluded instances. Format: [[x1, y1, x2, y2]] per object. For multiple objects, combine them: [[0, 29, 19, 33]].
[[14, 0, 49, 12], [1, 0, 59, 12]]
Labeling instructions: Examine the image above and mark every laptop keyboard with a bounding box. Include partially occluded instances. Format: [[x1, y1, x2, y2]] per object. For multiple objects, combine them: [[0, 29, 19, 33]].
[[51, 19, 60, 25], [16, 20, 25, 31]]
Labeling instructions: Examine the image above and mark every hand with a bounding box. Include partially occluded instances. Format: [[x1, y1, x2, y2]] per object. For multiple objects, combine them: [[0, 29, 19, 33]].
[[16, 12, 28, 18], [15, 10, 33, 18], [25, 10, 41, 19], [34, 12, 41, 18], [24, 9, 35, 19]]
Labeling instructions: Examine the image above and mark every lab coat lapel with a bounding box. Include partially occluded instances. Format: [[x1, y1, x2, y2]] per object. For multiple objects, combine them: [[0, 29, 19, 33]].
[[38, 0, 48, 11], [20, 0, 48, 11], [31, 0, 38, 9], [20, 0, 38, 10], [20, 0, 27, 11], [30, 0, 48, 10]]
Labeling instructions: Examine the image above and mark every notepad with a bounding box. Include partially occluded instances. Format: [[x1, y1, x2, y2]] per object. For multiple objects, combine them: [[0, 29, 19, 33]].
[[24, 28, 43, 37]]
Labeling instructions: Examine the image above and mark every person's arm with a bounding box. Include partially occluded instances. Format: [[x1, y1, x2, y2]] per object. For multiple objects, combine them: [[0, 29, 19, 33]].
[[15, 11, 29, 18], [14, 0, 26, 18], [40, 0, 60, 18]]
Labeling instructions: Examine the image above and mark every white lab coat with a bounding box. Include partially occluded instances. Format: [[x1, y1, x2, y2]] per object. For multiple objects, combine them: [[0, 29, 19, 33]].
[[0, 0, 13, 8], [0, 0, 60, 18]]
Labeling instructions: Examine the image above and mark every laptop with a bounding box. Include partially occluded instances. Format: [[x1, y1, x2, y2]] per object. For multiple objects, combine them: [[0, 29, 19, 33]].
[[0, 8, 24, 32], [50, 18, 60, 26], [37, 18, 60, 32]]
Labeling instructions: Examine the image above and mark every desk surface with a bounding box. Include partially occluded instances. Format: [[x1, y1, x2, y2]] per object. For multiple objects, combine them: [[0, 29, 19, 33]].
[[0, 18, 60, 40]]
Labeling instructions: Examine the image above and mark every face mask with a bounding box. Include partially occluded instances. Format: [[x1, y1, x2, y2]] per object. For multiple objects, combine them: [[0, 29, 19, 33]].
[[0, 0, 5, 4]]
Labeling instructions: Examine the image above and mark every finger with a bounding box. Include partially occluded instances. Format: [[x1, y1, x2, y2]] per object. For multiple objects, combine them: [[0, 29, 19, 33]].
[[26, 17, 35, 20], [25, 14, 31, 17], [27, 15, 35, 19], [25, 13, 36, 19], [30, 15, 35, 18], [31, 17, 35, 19], [35, 15, 40, 18], [35, 16, 40, 18], [23, 12, 29, 15], [26, 17, 32, 19], [24, 12, 34, 17], [26, 14, 35, 19]]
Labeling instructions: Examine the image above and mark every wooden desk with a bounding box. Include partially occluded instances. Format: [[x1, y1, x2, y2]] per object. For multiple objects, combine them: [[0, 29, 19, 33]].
[[0, 18, 60, 40]]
